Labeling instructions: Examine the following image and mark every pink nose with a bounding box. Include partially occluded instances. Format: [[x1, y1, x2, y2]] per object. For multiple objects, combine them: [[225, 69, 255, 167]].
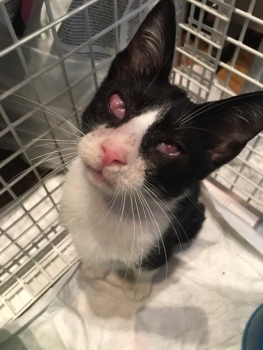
[[101, 140, 127, 167]]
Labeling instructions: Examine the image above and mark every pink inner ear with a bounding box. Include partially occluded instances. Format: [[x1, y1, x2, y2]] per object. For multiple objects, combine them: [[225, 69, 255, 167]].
[[109, 94, 125, 119]]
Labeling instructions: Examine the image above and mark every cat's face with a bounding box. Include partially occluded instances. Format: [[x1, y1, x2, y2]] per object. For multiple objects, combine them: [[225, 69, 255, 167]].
[[78, 0, 263, 199], [78, 79, 201, 197]]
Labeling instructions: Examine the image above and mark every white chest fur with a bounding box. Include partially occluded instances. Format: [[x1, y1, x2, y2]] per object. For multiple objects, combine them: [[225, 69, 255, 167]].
[[60, 158, 178, 269]]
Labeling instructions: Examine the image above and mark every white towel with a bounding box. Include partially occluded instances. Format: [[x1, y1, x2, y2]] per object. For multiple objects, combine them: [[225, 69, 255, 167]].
[[1, 192, 263, 350]]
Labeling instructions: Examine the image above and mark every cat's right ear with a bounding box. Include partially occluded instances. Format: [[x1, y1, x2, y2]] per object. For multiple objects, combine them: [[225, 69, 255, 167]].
[[107, 0, 176, 82]]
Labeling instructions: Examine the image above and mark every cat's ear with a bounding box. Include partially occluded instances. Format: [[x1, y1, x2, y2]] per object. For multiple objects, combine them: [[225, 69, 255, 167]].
[[194, 92, 263, 169], [107, 0, 176, 81]]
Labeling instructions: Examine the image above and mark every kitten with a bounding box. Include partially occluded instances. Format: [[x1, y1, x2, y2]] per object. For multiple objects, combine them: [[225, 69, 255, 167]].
[[60, 0, 263, 301]]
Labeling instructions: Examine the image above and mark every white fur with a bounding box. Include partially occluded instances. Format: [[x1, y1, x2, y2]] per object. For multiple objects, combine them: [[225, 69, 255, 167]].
[[60, 157, 176, 270], [129, 110, 158, 137], [60, 109, 183, 299]]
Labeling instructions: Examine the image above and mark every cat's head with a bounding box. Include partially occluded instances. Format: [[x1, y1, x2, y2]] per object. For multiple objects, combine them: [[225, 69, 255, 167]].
[[78, 0, 263, 199]]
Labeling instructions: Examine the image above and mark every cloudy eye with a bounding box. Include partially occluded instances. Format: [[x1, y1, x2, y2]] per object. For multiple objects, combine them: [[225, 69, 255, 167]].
[[109, 94, 125, 119], [156, 142, 182, 156]]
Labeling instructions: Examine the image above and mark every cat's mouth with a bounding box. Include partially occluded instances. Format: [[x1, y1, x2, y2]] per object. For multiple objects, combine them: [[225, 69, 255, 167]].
[[87, 165, 108, 182], [86, 165, 111, 186]]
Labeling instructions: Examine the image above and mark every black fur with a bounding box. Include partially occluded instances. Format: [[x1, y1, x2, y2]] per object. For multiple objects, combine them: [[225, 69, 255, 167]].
[[81, 0, 263, 271]]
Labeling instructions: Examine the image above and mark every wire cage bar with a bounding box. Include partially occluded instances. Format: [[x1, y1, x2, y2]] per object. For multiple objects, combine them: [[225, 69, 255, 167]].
[[0, 0, 162, 327], [174, 0, 263, 218]]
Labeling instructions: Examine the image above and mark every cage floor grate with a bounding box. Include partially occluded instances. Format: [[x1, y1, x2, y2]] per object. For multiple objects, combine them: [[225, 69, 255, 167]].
[[0, 176, 78, 328]]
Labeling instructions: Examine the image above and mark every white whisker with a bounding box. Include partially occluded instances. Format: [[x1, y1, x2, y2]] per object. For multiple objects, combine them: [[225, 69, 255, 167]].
[[30, 148, 77, 161], [16, 104, 82, 140], [183, 189, 204, 214], [138, 188, 168, 281], [122, 194, 136, 283], [134, 192, 144, 288], [33, 138, 78, 142], [137, 189, 160, 254], [114, 190, 126, 237], [88, 189, 120, 230], [20, 155, 75, 198], [145, 182, 189, 245], [3, 93, 84, 136]]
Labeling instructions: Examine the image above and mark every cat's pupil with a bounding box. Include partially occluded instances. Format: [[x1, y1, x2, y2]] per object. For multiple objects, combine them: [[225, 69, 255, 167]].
[[109, 94, 125, 119], [156, 142, 181, 156]]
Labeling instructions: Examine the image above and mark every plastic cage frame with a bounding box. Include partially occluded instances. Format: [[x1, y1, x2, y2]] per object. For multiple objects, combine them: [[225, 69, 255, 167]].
[[0, 0, 263, 327]]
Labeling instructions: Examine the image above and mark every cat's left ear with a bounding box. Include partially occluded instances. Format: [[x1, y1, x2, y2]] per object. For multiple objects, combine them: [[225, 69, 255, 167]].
[[107, 0, 176, 82], [194, 92, 263, 170]]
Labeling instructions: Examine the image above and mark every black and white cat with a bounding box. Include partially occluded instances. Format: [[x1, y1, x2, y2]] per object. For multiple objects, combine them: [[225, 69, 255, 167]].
[[60, 0, 263, 300]]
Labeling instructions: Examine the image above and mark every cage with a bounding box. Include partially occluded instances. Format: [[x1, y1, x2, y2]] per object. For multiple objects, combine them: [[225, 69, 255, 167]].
[[0, 0, 262, 329]]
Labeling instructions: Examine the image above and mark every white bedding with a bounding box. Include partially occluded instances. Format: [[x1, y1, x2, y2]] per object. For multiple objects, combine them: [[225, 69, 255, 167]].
[[1, 192, 263, 350]]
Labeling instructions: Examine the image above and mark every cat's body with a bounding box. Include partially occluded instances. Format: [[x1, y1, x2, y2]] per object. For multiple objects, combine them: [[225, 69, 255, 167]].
[[61, 158, 203, 270], [61, 158, 204, 299], [60, 0, 263, 300]]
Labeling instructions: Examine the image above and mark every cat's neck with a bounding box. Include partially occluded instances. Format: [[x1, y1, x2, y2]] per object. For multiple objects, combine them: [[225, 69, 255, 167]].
[[91, 183, 186, 221]]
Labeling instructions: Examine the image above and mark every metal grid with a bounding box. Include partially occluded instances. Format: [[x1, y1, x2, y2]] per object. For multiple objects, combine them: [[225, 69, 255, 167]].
[[0, 0, 159, 327], [0, 0, 263, 328], [174, 0, 263, 216]]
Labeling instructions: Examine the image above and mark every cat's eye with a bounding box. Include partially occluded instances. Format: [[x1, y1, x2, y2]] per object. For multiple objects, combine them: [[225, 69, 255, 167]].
[[156, 142, 182, 157], [109, 94, 125, 119]]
